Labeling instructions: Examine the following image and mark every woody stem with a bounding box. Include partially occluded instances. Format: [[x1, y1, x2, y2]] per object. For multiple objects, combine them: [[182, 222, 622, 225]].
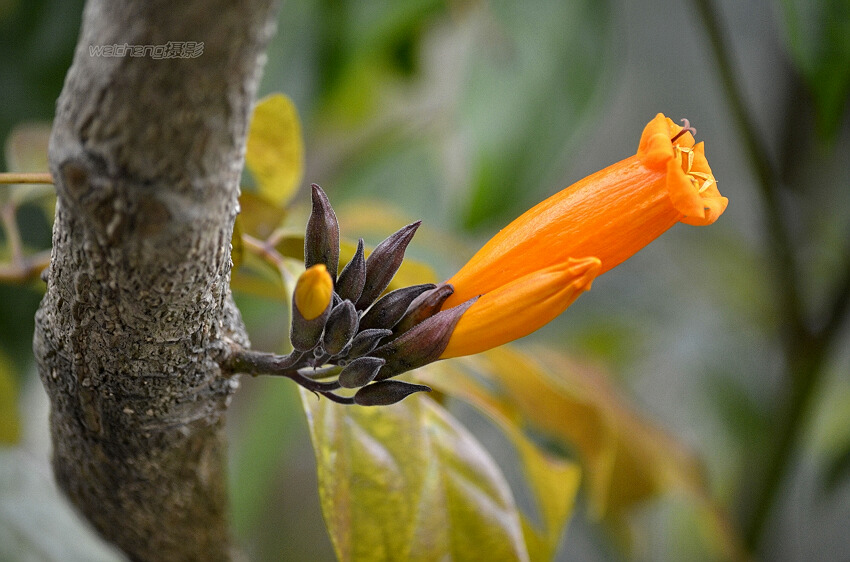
[[691, 0, 803, 329], [221, 346, 342, 393], [692, 0, 838, 554], [0, 172, 54, 184]]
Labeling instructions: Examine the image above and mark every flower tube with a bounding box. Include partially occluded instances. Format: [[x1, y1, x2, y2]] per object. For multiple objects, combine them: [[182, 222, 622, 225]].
[[440, 114, 727, 357]]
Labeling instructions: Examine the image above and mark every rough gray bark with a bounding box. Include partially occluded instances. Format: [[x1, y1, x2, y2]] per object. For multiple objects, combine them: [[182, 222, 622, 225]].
[[34, 1, 278, 560]]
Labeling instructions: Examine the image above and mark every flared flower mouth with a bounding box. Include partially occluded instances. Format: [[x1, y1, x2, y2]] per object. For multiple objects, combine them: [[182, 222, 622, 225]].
[[637, 113, 727, 226]]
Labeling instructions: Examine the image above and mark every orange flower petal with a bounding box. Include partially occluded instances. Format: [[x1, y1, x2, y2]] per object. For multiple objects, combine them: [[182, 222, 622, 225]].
[[666, 155, 706, 219], [637, 114, 676, 170], [680, 195, 728, 226], [440, 257, 601, 358]]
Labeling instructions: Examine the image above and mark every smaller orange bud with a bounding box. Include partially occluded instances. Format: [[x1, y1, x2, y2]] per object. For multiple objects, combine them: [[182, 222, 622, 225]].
[[294, 264, 334, 320]]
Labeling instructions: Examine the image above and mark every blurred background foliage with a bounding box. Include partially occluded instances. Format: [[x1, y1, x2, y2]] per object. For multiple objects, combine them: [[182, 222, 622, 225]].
[[1, 0, 849, 561]]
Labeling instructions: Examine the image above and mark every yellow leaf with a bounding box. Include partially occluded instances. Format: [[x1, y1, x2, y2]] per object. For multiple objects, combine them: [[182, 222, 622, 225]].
[[300, 391, 530, 562], [245, 94, 304, 207], [426, 345, 747, 560], [237, 191, 288, 239], [229, 250, 288, 302], [338, 200, 472, 259], [337, 200, 474, 278], [472, 346, 702, 517], [498, 347, 704, 512], [270, 230, 306, 263], [0, 351, 21, 444], [379, 254, 438, 290]]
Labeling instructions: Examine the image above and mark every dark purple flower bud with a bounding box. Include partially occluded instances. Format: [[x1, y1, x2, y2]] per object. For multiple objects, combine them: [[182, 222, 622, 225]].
[[353, 380, 431, 406], [370, 297, 477, 380], [305, 184, 340, 281], [359, 283, 436, 332], [322, 300, 358, 356], [392, 283, 455, 337], [355, 221, 421, 310], [336, 238, 366, 302], [338, 357, 385, 389], [348, 329, 393, 358]]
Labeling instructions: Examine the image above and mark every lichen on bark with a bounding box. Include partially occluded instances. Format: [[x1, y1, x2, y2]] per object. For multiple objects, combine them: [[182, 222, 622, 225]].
[[33, 1, 279, 560]]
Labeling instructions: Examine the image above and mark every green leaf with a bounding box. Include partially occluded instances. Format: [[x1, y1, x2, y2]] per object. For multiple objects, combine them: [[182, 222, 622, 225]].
[[300, 391, 530, 562], [316, 0, 444, 124], [0, 350, 20, 444], [460, 0, 613, 228], [780, 0, 850, 140], [417, 360, 581, 561], [245, 94, 304, 206]]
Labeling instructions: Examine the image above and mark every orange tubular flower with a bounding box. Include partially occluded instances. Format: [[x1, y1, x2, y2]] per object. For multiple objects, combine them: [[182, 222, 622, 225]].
[[440, 113, 727, 358]]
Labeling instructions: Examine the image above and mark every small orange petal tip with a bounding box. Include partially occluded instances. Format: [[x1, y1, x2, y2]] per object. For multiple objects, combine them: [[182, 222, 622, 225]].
[[294, 264, 334, 320]]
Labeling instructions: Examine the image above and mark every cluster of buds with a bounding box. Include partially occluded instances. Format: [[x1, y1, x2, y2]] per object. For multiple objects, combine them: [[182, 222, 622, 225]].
[[283, 185, 475, 405]]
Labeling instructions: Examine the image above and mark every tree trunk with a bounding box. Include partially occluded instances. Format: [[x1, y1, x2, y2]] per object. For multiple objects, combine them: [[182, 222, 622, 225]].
[[33, 1, 278, 560]]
